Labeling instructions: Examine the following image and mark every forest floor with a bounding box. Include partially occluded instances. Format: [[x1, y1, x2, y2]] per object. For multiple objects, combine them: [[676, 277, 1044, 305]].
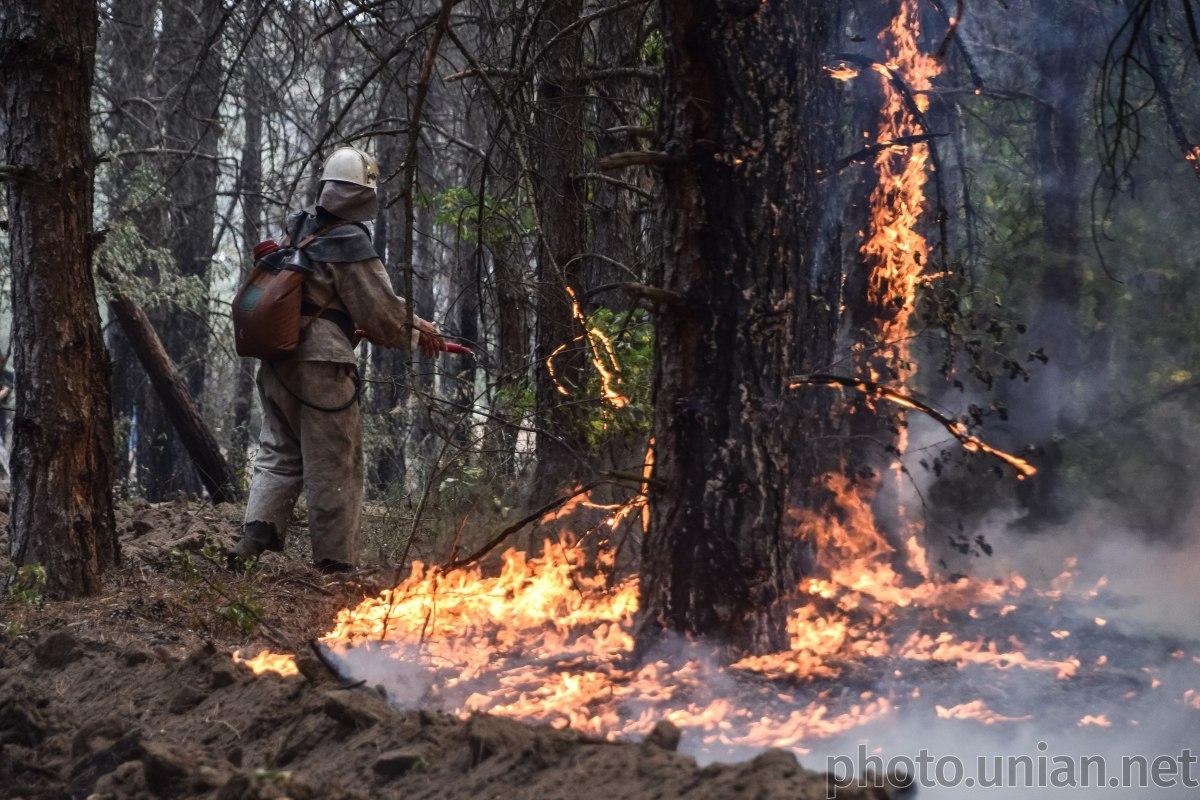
[[0, 499, 888, 800]]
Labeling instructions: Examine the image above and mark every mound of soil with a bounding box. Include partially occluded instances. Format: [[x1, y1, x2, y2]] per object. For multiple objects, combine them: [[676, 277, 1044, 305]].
[[0, 500, 889, 799]]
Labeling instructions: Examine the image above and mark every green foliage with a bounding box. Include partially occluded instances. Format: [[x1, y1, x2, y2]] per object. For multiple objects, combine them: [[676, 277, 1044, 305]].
[[217, 595, 266, 635], [95, 217, 207, 313], [421, 186, 531, 249], [640, 29, 664, 65], [168, 545, 263, 636], [580, 307, 653, 450], [7, 564, 47, 607]]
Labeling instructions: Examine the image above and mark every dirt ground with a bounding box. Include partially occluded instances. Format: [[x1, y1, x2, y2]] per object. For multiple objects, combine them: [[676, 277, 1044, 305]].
[[0, 499, 889, 800]]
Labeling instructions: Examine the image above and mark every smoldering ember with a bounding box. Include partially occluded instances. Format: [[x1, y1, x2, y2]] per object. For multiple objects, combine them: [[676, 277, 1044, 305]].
[[3, 1, 1200, 798]]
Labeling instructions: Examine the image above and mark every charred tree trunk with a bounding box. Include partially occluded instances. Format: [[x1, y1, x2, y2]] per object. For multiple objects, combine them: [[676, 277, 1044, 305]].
[[639, 0, 828, 654], [2, 0, 118, 597], [530, 0, 590, 501]]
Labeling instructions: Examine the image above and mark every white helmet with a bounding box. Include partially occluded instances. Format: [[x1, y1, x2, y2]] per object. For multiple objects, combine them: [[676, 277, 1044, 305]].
[[320, 146, 379, 189]]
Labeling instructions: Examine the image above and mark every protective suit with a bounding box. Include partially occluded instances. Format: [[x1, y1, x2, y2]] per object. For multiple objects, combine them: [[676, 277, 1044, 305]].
[[236, 147, 440, 571]]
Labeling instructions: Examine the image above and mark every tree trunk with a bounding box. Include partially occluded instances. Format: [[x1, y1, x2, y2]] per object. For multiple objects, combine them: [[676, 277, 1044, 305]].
[[530, 0, 590, 501], [2, 0, 118, 598], [447, 159, 481, 447], [369, 96, 409, 493], [232, 52, 264, 479], [587, 3, 649, 312], [138, 0, 223, 498], [638, 0, 828, 654], [1013, 0, 1090, 524], [100, 0, 164, 488], [489, 128, 531, 471]]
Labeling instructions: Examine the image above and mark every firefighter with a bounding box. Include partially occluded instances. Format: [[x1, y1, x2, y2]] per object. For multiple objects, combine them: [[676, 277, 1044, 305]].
[[233, 146, 443, 572]]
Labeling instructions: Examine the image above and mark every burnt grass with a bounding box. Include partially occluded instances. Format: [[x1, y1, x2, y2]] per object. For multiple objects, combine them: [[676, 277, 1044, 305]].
[[0, 499, 892, 800]]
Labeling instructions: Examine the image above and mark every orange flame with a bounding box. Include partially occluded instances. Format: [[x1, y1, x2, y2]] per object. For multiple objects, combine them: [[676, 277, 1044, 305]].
[[936, 700, 1033, 725], [234, 649, 299, 677]]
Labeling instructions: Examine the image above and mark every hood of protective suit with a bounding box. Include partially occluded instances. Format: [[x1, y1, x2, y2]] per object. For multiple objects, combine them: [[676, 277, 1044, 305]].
[[317, 179, 379, 223]]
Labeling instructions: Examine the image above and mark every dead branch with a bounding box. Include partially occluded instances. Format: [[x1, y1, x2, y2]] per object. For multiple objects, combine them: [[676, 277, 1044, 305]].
[[0, 164, 39, 183], [822, 133, 947, 176], [588, 66, 661, 82], [445, 66, 517, 83], [442, 481, 610, 570], [604, 125, 656, 139], [582, 281, 685, 306], [574, 171, 655, 199], [595, 151, 673, 170], [787, 373, 1037, 479]]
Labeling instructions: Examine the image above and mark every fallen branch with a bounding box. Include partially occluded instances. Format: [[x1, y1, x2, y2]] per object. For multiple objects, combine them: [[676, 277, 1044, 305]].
[[787, 373, 1037, 479], [98, 266, 241, 503], [442, 480, 607, 570]]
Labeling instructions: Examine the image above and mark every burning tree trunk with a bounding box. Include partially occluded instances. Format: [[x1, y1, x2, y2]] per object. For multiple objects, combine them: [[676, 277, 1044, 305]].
[[1, 0, 118, 597], [639, 0, 829, 654]]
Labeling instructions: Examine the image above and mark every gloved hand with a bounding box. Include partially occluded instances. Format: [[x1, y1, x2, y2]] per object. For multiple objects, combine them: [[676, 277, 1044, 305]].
[[414, 318, 445, 357]]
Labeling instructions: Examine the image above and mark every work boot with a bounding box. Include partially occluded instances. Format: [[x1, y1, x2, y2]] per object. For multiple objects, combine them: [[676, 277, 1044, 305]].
[[314, 558, 354, 575], [227, 521, 282, 570]]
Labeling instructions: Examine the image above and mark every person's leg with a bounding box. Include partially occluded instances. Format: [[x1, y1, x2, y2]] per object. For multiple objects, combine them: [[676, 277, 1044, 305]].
[[239, 363, 304, 558], [296, 362, 363, 570]]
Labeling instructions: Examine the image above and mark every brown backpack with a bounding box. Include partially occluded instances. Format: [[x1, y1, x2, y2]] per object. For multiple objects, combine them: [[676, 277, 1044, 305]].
[[232, 218, 348, 360]]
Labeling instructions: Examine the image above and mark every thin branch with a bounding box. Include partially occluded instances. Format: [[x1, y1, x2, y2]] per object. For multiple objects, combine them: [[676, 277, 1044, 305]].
[[595, 150, 673, 170], [787, 374, 1037, 479]]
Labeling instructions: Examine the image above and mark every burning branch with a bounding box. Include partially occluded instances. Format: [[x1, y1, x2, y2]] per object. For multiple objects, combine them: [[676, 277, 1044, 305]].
[[442, 480, 608, 570], [822, 132, 947, 176], [934, 0, 964, 60], [787, 373, 1036, 479]]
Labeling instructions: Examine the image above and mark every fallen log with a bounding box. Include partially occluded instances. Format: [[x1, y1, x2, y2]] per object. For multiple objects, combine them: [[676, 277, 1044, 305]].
[[102, 275, 241, 503]]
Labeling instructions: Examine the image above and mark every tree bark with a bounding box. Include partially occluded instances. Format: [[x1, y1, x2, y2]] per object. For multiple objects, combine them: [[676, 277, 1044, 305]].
[[369, 82, 409, 493], [587, 1, 649, 312], [489, 126, 531, 471], [2, 0, 118, 598], [530, 0, 591, 501], [638, 0, 828, 654]]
